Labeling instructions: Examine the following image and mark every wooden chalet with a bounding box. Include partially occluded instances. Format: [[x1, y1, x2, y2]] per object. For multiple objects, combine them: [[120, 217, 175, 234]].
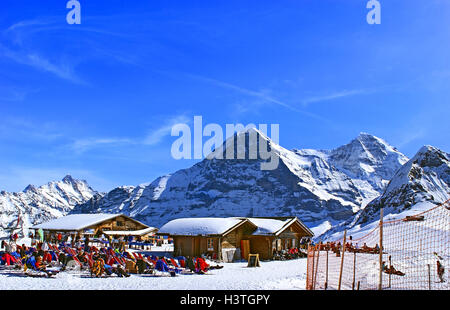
[[32, 214, 154, 239], [159, 216, 313, 262]]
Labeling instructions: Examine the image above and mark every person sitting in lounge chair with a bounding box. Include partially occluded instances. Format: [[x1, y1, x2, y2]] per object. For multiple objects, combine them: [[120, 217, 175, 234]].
[[155, 258, 179, 276], [382, 261, 405, 276]]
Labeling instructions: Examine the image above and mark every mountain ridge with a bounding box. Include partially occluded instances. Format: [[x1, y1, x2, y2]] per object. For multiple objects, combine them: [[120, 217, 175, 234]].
[[71, 131, 411, 231], [0, 175, 97, 238], [2, 132, 446, 241]]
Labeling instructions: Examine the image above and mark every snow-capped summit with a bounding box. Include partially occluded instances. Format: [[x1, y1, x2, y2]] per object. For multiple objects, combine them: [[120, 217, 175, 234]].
[[329, 132, 409, 192], [23, 184, 38, 194], [0, 176, 98, 238]]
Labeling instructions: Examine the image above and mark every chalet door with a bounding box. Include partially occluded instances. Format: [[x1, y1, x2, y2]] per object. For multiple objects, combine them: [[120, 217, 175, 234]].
[[241, 240, 250, 260], [194, 237, 200, 256]]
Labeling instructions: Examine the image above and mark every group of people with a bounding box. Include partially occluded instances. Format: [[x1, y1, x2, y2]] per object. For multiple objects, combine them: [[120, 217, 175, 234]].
[[315, 241, 381, 256], [29, 230, 166, 253], [273, 247, 307, 260], [0, 237, 222, 278]]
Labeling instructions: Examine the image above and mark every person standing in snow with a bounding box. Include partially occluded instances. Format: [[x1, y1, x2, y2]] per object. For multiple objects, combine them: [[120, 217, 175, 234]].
[[434, 252, 445, 283], [437, 261, 445, 283], [84, 235, 90, 252]]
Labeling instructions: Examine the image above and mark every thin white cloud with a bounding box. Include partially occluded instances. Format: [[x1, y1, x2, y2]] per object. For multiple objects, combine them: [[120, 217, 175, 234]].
[[144, 115, 190, 145], [301, 89, 369, 105], [70, 138, 134, 154], [176, 72, 331, 123], [0, 117, 64, 141], [68, 114, 190, 153], [0, 45, 84, 84], [185, 73, 293, 110], [1, 17, 137, 84]]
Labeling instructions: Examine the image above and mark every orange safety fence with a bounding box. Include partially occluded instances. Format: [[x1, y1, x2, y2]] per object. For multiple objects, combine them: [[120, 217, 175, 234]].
[[306, 199, 450, 290]]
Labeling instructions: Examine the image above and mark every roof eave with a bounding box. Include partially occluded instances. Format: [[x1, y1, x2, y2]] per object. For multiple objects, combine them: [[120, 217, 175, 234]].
[[274, 217, 314, 237]]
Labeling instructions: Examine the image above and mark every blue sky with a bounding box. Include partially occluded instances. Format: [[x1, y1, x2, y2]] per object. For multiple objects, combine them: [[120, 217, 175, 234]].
[[1, 0, 449, 192]]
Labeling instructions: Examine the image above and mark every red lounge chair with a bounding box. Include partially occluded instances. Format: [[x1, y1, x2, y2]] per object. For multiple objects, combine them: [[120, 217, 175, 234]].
[[170, 258, 179, 268]]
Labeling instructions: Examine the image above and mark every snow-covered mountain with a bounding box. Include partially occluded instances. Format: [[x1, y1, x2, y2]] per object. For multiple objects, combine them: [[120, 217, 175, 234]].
[[353, 145, 449, 224], [0, 175, 97, 238], [328, 132, 409, 192], [72, 130, 409, 231], [321, 145, 450, 240]]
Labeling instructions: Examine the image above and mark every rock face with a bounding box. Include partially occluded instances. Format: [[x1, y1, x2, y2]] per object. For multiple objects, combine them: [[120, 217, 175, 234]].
[[72, 129, 410, 229], [0, 175, 97, 238]]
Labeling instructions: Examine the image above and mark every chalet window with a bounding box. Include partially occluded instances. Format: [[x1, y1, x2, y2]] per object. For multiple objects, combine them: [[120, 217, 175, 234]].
[[207, 238, 214, 251], [116, 221, 124, 227]]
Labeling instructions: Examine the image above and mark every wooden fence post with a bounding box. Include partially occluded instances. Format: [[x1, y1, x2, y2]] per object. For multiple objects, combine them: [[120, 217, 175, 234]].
[[352, 251, 356, 290], [306, 245, 310, 290], [378, 208, 384, 291], [310, 245, 316, 290], [338, 230, 347, 290], [427, 264, 431, 290], [325, 248, 329, 290], [388, 255, 392, 289], [313, 245, 320, 290]]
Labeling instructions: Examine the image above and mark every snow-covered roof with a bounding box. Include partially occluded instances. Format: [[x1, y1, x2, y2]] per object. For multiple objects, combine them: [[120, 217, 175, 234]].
[[32, 214, 126, 231], [159, 216, 314, 237], [159, 218, 247, 236], [247, 217, 295, 236], [103, 227, 157, 236]]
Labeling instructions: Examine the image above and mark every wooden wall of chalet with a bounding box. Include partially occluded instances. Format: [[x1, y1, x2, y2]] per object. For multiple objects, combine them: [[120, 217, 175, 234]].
[[173, 236, 220, 257], [249, 236, 273, 260], [221, 221, 255, 249], [248, 220, 312, 260], [172, 222, 255, 258], [89, 216, 147, 232]]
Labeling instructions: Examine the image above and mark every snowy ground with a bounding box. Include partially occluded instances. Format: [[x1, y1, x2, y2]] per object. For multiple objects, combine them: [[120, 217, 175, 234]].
[[0, 245, 307, 290]]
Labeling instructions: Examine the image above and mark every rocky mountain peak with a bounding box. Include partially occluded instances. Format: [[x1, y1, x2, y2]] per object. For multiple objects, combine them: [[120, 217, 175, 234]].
[[412, 145, 449, 168], [23, 184, 38, 193], [328, 133, 409, 191]]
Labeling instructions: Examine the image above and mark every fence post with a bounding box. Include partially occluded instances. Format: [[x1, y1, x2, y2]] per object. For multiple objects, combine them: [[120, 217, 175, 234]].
[[338, 230, 347, 290], [306, 245, 311, 290], [313, 245, 320, 290], [427, 264, 431, 290], [378, 208, 384, 291], [309, 245, 315, 290], [325, 248, 329, 290], [388, 255, 392, 289], [352, 251, 356, 290]]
